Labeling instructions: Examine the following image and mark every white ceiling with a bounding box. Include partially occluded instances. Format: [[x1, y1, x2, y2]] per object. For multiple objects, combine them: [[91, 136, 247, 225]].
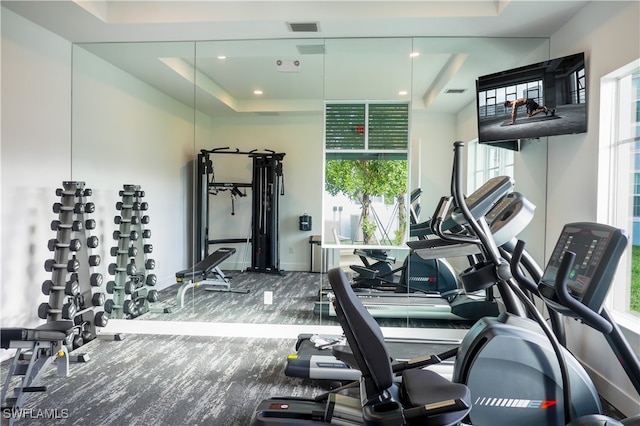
[[2, 1, 591, 116]]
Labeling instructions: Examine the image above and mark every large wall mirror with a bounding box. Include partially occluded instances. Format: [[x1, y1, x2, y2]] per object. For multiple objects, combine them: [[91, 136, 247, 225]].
[[71, 36, 549, 329]]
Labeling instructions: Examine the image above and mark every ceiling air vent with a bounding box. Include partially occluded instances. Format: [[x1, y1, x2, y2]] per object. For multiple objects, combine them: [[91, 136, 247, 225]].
[[287, 22, 319, 32], [445, 89, 467, 94]]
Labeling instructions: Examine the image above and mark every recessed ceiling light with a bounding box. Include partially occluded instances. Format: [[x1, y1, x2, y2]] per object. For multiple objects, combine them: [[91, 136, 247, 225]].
[[409, 52, 420, 58], [254, 90, 263, 95], [217, 55, 227, 60], [398, 90, 408, 96]]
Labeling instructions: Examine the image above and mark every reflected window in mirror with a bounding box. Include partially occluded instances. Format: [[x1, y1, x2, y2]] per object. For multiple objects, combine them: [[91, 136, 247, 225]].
[[324, 102, 409, 247]]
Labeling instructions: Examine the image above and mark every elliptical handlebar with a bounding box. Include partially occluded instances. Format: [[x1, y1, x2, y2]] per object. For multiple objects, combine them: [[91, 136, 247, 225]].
[[510, 240, 542, 295], [431, 196, 481, 245], [551, 251, 614, 335], [451, 142, 505, 268]]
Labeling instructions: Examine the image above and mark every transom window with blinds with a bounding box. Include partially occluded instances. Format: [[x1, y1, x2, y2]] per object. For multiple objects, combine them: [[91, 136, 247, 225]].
[[323, 102, 410, 248]]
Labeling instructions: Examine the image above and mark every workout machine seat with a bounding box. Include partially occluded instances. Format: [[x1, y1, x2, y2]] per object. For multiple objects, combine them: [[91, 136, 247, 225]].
[[327, 267, 471, 425], [1, 321, 74, 349], [175, 247, 247, 308], [1, 321, 74, 424]]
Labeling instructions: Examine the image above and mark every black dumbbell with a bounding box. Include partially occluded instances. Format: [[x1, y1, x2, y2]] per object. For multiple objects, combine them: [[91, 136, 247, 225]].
[[83, 188, 92, 197], [110, 246, 138, 257], [84, 202, 95, 213], [145, 259, 156, 270], [115, 201, 132, 211], [104, 299, 136, 315], [55, 188, 74, 197], [38, 301, 76, 320], [41, 278, 79, 296], [141, 215, 150, 224], [142, 229, 151, 239], [143, 244, 153, 254], [52, 202, 84, 214], [47, 238, 81, 252], [88, 254, 101, 267], [85, 219, 96, 230], [86, 236, 99, 249], [107, 262, 137, 276], [146, 274, 157, 286], [50, 220, 83, 232], [146, 289, 159, 303], [112, 230, 139, 241], [105, 280, 136, 295], [90, 273, 103, 287], [44, 258, 80, 272], [91, 292, 105, 307], [94, 311, 109, 328]]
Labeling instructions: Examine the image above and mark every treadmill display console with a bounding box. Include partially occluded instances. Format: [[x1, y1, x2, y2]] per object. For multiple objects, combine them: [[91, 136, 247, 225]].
[[539, 222, 627, 316]]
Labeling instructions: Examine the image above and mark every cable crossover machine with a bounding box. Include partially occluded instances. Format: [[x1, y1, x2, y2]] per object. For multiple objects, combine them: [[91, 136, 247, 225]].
[[195, 147, 286, 275]]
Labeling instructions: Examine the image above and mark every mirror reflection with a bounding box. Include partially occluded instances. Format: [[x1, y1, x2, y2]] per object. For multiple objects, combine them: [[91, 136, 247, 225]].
[[70, 37, 549, 329]]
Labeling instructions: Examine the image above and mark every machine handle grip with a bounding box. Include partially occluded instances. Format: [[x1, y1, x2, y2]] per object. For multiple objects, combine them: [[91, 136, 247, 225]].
[[552, 251, 613, 334], [510, 240, 540, 295]]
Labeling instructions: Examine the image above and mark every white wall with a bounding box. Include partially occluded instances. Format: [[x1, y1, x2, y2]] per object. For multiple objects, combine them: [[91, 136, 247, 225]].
[[72, 46, 197, 290], [1, 9, 72, 335], [548, 1, 640, 417]]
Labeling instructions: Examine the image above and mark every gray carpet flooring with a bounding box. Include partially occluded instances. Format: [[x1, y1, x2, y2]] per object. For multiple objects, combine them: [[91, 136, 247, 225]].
[[2, 333, 322, 425], [1, 271, 625, 424]]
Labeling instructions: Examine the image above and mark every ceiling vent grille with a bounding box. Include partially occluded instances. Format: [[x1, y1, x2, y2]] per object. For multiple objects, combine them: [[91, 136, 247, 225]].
[[287, 22, 319, 32], [445, 89, 467, 94]]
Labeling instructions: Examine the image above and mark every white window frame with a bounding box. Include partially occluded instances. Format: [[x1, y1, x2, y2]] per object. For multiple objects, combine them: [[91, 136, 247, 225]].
[[323, 101, 411, 249], [598, 58, 640, 333]]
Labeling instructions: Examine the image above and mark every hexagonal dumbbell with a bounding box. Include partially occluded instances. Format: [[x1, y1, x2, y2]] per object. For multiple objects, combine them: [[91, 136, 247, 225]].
[[107, 262, 137, 276], [86, 236, 99, 249], [47, 238, 81, 252], [41, 278, 80, 296], [104, 299, 136, 316], [91, 292, 106, 307], [44, 257, 80, 272], [52, 202, 85, 214], [110, 246, 138, 258], [38, 301, 77, 320], [145, 274, 157, 286], [105, 280, 136, 295], [90, 273, 103, 287], [50, 220, 83, 232], [94, 311, 109, 328]]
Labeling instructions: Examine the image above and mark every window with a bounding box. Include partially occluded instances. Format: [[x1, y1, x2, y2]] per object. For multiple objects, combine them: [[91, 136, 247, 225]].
[[467, 140, 514, 192], [599, 59, 640, 324], [324, 102, 409, 247]]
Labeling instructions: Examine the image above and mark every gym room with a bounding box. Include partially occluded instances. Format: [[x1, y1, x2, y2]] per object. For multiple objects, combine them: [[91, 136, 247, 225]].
[[1, 1, 639, 425]]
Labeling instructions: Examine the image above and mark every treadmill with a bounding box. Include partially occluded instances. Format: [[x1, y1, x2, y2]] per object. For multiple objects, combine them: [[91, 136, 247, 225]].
[[314, 176, 535, 321]]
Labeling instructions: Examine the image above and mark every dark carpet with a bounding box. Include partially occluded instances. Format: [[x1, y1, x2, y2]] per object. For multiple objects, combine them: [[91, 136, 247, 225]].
[[2, 334, 323, 426]]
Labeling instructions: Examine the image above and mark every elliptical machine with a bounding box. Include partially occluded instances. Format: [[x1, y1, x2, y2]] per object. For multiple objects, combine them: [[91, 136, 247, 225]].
[[431, 142, 639, 425]]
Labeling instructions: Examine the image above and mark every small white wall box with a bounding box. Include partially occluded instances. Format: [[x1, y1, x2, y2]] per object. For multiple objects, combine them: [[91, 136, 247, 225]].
[[276, 59, 300, 72]]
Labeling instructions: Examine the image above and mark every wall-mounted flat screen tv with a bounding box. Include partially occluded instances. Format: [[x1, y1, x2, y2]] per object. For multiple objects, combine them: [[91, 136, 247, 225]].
[[476, 52, 587, 150]]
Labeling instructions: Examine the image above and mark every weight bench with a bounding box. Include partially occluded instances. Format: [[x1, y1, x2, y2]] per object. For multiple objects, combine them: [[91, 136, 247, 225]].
[[1, 321, 74, 422], [174, 247, 248, 309]]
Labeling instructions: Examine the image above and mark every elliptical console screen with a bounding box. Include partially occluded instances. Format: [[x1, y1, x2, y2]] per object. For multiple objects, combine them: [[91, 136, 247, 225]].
[[540, 222, 627, 314]]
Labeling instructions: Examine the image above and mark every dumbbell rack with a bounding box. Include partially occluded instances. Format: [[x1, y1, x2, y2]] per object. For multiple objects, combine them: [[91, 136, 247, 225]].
[[105, 184, 166, 319], [41, 181, 108, 356]]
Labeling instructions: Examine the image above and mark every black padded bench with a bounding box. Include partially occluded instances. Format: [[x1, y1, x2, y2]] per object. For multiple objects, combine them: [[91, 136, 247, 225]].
[[1, 321, 74, 423], [175, 247, 246, 308]]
